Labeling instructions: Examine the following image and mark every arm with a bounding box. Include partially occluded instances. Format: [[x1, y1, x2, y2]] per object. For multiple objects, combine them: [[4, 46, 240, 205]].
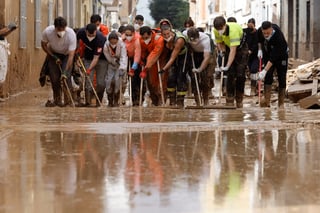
[[162, 38, 185, 71], [65, 50, 75, 71], [225, 46, 237, 68], [133, 38, 141, 65], [198, 52, 210, 72], [145, 37, 164, 69], [119, 42, 128, 70]]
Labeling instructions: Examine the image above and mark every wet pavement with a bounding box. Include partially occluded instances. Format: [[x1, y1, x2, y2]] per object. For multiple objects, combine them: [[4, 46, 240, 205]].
[[1, 87, 320, 213]]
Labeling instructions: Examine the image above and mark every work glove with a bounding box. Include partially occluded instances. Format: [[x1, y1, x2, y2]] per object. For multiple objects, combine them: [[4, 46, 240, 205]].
[[61, 71, 68, 80], [258, 69, 267, 81], [52, 54, 61, 64], [257, 49, 263, 59], [131, 62, 138, 70], [192, 68, 201, 73], [221, 66, 229, 72], [139, 68, 147, 79], [7, 22, 17, 31], [128, 68, 135, 77], [218, 51, 225, 58], [158, 69, 165, 74], [119, 69, 125, 76], [86, 68, 91, 75]]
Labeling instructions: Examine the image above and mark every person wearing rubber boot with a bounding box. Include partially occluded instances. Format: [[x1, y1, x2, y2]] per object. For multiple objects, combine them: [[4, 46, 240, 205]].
[[103, 31, 128, 107], [159, 19, 189, 108], [213, 16, 248, 108], [257, 21, 288, 109], [139, 26, 166, 106], [41, 17, 77, 107], [123, 25, 142, 106], [244, 18, 259, 97], [77, 23, 107, 107], [186, 27, 215, 106]]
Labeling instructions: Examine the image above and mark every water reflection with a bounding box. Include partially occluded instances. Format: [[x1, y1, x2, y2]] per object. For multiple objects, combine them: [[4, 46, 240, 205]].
[[0, 128, 320, 212]]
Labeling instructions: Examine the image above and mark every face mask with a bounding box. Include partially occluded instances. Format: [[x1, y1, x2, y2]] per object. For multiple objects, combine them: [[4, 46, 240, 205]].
[[57, 31, 66, 38], [126, 36, 133, 42], [134, 24, 141, 31], [164, 36, 172, 42], [87, 36, 95, 42], [265, 29, 275, 41], [218, 30, 224, 36], [110, 44, 117, 48], [144, 38, 151, 45], [97, 26, 100, 31]]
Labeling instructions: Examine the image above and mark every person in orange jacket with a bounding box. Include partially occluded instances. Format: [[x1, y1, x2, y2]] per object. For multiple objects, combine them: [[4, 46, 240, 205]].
[[139, 26, 167, 106], [123, 25, 142, 106]]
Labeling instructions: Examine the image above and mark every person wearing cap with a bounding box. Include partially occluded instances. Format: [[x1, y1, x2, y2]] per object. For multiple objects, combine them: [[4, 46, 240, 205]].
[[213, 16, 248, 108], [103, 31, 128, 107], [76, 23, 107, 107], [257, 21, 288, 109], [159, 19, 189, 107], [244, 18, 259, 96], [139, 26, 166, 106], [187, 27, 215, 106], [123, 25, 142, 106]]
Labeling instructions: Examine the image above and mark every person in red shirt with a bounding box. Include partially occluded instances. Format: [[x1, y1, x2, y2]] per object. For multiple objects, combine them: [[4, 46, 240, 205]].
[[123, 25, 142, 106], [139, 26, 167, 106]]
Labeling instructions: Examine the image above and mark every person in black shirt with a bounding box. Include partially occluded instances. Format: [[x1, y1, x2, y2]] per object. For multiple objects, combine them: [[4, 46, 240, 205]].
[[244, 18, 259, 96], [257, 21, 288, 108], [77, 23, 107, 106]]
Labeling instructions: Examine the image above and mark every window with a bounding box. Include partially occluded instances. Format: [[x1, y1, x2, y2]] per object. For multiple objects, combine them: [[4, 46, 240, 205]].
[[35, 0, 41, 48], [306, 0, 310, 49], [19, 0, 27, 48]]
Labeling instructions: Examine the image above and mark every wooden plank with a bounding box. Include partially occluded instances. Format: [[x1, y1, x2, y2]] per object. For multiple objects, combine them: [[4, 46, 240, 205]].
[[299, 94, 320, 109], [312, 78, 318, 95]]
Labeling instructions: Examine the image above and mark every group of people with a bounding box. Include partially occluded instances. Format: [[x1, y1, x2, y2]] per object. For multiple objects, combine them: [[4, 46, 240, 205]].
[[41, 13, 288, 109], [215, 16, 288, 108]]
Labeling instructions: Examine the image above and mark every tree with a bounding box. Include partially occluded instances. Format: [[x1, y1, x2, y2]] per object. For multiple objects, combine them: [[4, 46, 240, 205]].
[[149, 0, 189, 30]]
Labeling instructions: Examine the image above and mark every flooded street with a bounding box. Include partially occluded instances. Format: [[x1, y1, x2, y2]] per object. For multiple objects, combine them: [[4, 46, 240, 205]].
[[1, 88, 320, 213]]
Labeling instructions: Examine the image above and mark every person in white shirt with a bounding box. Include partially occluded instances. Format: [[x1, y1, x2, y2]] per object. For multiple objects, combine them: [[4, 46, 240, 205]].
[[41, 17, 77, 107], [187, 27, 215, 106]]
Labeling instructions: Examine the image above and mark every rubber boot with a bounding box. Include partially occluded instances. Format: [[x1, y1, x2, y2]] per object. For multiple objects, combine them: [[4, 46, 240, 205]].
[[96, 92, 104, 107], [168, 91, 176, 106], [260, 85, 272, 107], [176, 95, 185, 108], [250, 80, 257, 96], [85, 90, 92, 106], [278, 88, 285, 109], [107, 93, 113, 107], [203, 90, 209, 106], [113, 92, 120, 107], [235, 92, 244, 108], [226, 96, 235, 107]]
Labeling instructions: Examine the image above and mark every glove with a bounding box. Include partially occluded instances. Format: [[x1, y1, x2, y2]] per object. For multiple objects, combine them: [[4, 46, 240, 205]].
[[139, 69, 147, 79], [61, 71, 68, 80], [119, 69, 125, 76], [158, 69, 165, 74], [86, 68, 91, 75], [128, 68, 135, 77], [257, 49, 263, 59], [52, 54, 61, 64], [258, 69, 267, 80], [221, 66, 229, 72], [7, 22, 17, 31], [131, 62, 138, 70], [218, 51, 225, 58], [192, 68, 201, 73]]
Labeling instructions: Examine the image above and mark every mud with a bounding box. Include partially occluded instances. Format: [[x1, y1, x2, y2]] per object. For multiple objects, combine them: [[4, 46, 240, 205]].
[[0, 87, 320, 213]]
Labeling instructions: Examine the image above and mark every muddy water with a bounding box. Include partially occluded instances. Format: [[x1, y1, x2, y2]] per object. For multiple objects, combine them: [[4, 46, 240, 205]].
[[1, 88, 320, 213]]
